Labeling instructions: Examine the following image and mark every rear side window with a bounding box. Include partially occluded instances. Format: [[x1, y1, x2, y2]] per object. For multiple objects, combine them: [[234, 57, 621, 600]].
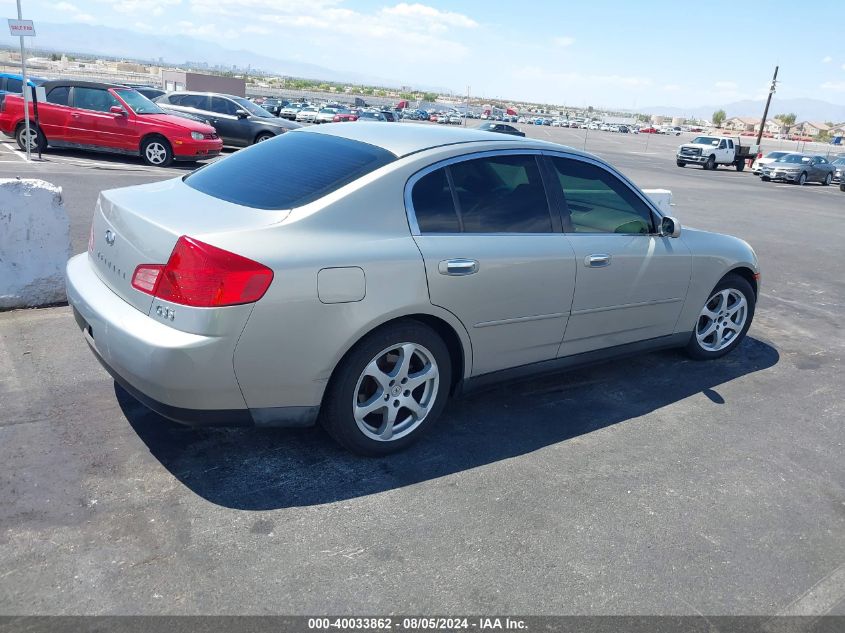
[[6, 78, 22, 93], [412, 169, 459, 233], [185, 132, 396, 210], [46, 86, 70, 105], [172, 94, 208, 109], [74, 87, 120, 112], [449, 155, 552, 233]]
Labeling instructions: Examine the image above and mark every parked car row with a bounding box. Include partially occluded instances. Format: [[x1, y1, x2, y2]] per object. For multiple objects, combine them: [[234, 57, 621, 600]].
[[0, 80, 222, 166]]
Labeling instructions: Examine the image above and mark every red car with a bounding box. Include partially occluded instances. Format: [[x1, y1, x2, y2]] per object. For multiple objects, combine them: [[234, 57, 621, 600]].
[[0, 79, 222, 166], [639, 126, 658, 134], [332, 110, 359, 122]]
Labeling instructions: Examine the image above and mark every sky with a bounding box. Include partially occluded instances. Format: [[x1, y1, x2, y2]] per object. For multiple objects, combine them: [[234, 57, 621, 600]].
[[9, 0, 845, 109]]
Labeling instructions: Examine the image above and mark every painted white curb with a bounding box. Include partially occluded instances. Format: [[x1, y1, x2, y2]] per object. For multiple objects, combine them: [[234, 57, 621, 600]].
[[643, 189, 673, 215], [0, 179, 72, 309]]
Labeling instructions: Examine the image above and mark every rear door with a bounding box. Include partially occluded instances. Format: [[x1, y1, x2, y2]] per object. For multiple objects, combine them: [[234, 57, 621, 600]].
[[407, 151, 577, 376], [545, 154, 692, 357]]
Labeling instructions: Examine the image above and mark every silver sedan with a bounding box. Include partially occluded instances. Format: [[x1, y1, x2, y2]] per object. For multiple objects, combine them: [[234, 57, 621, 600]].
[[66, 123, 760, 455]]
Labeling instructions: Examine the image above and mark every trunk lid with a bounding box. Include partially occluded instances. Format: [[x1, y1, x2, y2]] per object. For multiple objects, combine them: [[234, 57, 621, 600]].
[[89, 177, 288, 314]]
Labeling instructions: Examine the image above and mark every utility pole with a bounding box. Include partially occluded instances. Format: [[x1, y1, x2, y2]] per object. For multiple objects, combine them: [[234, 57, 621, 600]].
[[16, 0, 31, 161], [756, 65, 778, 148]]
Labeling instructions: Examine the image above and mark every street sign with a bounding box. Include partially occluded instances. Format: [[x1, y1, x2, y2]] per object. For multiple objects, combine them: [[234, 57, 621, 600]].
[[8, 19, 35, 36]]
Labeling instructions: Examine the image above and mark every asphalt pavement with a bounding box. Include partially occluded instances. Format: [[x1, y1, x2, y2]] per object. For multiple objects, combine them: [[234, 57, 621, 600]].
[[1, 126, 843, 616]]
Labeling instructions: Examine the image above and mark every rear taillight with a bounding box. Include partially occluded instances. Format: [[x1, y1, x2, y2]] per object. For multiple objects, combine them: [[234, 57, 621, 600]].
[[131, 236, 273, 307]]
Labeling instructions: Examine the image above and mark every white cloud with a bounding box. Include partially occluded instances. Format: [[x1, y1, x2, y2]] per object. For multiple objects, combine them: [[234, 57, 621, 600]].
[[662, 84, 681, 92], [552, 36, 575, 47], [52, 2, 79, 11], [108, 0, 182, 17], [516, 65, 652, 88], [714, 81, 737, 90], [822, 56, 832, 63], [380, 3, 478, 29], [821, 81, 845, 92], [72, 13, 97, 23], [241, 25, 271, 35]]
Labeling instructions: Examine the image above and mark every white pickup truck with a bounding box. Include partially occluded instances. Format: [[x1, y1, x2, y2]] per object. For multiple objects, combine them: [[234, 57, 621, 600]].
[[676, 135, 759, 171]]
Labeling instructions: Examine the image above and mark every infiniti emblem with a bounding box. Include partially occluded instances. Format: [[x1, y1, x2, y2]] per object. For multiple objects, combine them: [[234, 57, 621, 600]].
[[104, 230, 116, 246]]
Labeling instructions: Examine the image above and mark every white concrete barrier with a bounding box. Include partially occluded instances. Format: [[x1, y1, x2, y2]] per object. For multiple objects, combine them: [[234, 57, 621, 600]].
[[643, 189, 673, 215], [0, 179, 71, 309]]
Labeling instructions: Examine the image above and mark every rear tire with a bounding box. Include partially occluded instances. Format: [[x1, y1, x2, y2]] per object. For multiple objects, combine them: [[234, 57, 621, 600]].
[[822, 173, 832, 186], [686, 273, 755, 361], [704, 155, 716, 170], [15, 122, 45, 153], [321, 321, 452, 456], [141, 136, 173, 167], [735, 161, 745, 172]]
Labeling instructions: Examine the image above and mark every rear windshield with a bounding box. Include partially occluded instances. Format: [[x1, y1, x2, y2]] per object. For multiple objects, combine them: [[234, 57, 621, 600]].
[[184, 131, 396, 210]]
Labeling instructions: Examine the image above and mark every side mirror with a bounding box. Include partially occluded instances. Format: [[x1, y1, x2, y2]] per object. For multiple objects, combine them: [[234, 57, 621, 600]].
[[661, 216, 682, 238], [235, 109, 248, 119], [110, 105, 127, 116]]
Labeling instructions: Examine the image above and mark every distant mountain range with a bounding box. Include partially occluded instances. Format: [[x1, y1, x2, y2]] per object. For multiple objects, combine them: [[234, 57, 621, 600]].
[[11, 21, 446, 90], [641, 98, 845, 123]]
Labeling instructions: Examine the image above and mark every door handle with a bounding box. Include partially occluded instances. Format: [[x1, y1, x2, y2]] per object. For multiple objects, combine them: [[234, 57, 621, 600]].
[[585, 253, 611, 267], [439, 258, 479, 276]]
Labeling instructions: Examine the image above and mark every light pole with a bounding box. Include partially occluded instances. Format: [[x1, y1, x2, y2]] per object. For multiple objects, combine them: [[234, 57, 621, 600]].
[[16, 0, 31, 161]]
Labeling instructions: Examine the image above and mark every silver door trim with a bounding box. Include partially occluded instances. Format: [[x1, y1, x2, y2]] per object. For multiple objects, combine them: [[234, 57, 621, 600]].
[[570, 296, 683, 316], [474, 312, 568, 328]]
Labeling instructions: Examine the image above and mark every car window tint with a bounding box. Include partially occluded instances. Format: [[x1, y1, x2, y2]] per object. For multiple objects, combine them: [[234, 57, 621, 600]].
[[211, 96, 239, 115], [6, 78, 22, 93], [412, 168, 459, 233], [449, 155, 552, 233], [46, 85, 70, 106], [550, 157, 654, 234], [185, 132, 396, 210], [74, 87, 120, 112], [175, 94, 208, 109]]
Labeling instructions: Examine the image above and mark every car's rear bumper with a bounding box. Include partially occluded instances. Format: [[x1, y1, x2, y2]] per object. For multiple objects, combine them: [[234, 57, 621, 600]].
[[66, 253, 317, 428]]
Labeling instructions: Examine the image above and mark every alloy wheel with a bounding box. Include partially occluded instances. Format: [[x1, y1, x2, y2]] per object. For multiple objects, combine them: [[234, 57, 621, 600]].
[[145, 142, 167, 165], [17, 127, 38, 150], [696, 289, 748, 352], [352, 342, 439, 442]]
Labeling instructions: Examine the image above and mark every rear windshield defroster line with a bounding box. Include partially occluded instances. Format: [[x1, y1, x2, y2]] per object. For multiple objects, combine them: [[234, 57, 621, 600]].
[[184, 132, 397, 210]]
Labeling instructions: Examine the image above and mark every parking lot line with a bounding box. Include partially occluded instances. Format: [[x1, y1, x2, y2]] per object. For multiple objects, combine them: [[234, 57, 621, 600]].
[[1, 142, 28, 162]]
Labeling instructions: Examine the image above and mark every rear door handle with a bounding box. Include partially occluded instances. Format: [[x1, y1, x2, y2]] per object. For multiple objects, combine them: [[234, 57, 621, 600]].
[[439, 258, 479, 276], [585, 253, 611, 267]]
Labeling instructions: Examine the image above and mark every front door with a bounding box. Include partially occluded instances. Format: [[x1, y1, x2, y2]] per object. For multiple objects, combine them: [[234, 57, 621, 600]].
[[408, 152, 576, 376], [209, 96, 246, 146], [70, 87, 132, 150], [545, 155, 692, 357]]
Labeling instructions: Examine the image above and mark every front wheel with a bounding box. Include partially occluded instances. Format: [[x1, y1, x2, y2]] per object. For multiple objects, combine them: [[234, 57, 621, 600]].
[[797, 172, 807, 185], [704, 155, 715, 170], [822, 173, 832, 186], [141, 137, 173, 167], [321, 321, 452, 456], [254, 132, 275, 144], [686, 273, 755, 360], [676, 160, 686, 167], [761, 176, 771, 181]]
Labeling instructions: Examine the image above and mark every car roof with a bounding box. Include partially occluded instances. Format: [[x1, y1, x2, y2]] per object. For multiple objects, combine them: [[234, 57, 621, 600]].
[[41, 79, 130, 90], [298, 121, 567, 157]]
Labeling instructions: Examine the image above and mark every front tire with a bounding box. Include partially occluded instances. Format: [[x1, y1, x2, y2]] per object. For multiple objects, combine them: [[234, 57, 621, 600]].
[[686, 273, 755, 360], [761, 176, 771, 181], [676, 160, 686, 167], [704, 155, 716, 170], [321, 321, 452, 456], [797, 172, 807, 185], [254, 132, 275, 144], [141, 136, 173, 167], [822, 173, 832, 186]]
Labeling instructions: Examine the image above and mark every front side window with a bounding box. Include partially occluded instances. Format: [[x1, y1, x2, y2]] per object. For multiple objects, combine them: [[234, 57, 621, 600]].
[[211, 96, 239, 115], [73, 87, 120, 113], [46, 85, 70, 106], [550, 157, 654, 234], [6, 78, 22, 93]]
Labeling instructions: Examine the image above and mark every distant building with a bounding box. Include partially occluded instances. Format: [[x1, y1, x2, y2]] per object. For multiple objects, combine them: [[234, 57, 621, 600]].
[[724, 117, 760, 132], [161, 70, 246, 97], [799, 121, 831, 137]]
